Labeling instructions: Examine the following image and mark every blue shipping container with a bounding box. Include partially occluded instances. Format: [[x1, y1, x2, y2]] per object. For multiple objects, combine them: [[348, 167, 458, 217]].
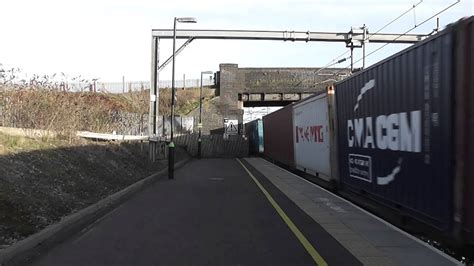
[[245, 119, 264, 155], [335, 25, 454, 230]]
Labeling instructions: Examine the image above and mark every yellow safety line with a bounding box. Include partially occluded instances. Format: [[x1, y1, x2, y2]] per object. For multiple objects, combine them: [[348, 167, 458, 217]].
[[236, 159, 328, 266]]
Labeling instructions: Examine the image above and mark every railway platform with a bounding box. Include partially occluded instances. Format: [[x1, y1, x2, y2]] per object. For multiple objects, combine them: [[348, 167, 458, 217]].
[[244, 158, 460, 266], [28, 158, 459, 266]]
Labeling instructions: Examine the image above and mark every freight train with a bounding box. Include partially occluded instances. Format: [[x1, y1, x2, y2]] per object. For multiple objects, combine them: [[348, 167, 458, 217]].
[[244, 17, 473, 249]]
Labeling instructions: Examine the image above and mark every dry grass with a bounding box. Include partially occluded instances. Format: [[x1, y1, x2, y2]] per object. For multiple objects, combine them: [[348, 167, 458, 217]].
[[0, 87, 215, 138], [158, 87, 215, 115], [0, 144, 6, 156], [0, 89, 142, 138], [0, 132, 68, 153]]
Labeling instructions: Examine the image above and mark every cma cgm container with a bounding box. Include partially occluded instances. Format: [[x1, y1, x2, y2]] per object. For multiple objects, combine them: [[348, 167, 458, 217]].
[[335, 16, 473, 240], [244, 119, 264, 155], [292, 90, 338, 184], [263, 104, 294, 168]]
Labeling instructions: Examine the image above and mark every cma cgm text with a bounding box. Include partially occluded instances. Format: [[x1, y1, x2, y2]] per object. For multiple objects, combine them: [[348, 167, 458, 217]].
[[347, 110, 421, 152]]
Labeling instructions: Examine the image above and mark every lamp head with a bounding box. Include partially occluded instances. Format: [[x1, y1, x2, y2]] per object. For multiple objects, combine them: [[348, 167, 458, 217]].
[[176, 17, 197, 23]]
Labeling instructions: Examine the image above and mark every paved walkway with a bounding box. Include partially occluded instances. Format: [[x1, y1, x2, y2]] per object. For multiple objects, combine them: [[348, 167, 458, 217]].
[[244, 157, 460, 266], [28, 158, 459, 266]]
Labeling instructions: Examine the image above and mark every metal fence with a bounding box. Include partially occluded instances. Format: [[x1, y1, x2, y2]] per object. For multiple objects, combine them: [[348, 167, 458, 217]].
[[157, 116, 195, 137], [101, 115, 196, 137], [95, 78, 214, 93], [174, 133, 249, 158], [0, 108, 197, 137]]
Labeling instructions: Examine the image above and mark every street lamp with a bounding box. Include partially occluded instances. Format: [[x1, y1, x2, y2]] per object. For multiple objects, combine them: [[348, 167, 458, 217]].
[[198, 71, 213, 159], [169, 16, 197, 180]]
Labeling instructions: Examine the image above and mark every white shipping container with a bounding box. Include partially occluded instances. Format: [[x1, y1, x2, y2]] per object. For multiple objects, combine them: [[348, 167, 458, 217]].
[[293, 93, 331, 181]]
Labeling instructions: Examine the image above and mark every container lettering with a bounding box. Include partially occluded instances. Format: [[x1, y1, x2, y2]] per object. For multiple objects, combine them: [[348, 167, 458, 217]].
[[295, 125, 324, 143], [347, 110, 421, 152]]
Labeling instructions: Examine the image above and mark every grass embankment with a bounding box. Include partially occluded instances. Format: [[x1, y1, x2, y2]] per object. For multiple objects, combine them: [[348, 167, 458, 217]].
[[0, 87, 215, 136], [0, 87, 213, 249], [159, 87, 216, 116], [0, 133, 186, 249], [0, 90, 149, 137]]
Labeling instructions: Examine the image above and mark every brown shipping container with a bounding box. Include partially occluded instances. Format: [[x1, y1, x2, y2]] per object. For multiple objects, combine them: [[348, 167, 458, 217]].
[[263, 104, 294, 168], [455, 17, 474, 243]]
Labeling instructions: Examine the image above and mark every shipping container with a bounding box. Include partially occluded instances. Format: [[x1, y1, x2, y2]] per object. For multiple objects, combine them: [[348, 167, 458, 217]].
[[292, 89, 338, 183], [244, 119, 264, 155], [335, 24, 455, 230], [454, 17, 474, 243], [263, 104, 294, 168]]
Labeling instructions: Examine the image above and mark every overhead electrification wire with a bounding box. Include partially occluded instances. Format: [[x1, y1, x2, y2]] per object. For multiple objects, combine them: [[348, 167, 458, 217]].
[[365, 0, 423, 41], [313, 50, 351, 76], [313, 0, 424, 78], [329, 0, 461, 79], [353, 0, 459, 71]]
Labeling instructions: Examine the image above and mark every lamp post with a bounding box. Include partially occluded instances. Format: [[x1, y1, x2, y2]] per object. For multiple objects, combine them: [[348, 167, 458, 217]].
[[198, 71, 213, 159], [169, 16, 197, 179]]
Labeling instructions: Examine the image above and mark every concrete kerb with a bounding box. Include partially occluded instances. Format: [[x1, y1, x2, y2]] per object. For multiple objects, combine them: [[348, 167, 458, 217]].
[[0, 157, 192, 266]]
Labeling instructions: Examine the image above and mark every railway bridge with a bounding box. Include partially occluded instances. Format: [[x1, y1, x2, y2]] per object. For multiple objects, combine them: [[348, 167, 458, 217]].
[[193, 64, 350, 134]]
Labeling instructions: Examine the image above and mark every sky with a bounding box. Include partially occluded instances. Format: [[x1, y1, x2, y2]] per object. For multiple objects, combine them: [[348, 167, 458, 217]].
[[0, 0, 472, 82]]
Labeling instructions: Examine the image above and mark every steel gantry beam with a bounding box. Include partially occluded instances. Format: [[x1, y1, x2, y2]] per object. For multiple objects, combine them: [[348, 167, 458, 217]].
[[158, 38, 194, 72], [151, 29, 426, 43]]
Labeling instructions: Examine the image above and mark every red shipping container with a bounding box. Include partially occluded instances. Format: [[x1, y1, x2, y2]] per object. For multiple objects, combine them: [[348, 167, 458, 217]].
[[263, 104, 294, 168]]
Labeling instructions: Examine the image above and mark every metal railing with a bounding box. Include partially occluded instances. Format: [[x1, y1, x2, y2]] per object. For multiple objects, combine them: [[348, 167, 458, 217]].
[[96, 79, 214, 93]]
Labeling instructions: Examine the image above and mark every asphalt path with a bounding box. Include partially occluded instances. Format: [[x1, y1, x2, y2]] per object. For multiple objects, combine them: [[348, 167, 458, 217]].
[[28, 158, 361, 266]]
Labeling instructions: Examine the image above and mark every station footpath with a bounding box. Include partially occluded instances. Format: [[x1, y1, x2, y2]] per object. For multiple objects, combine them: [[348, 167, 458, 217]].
[[244, 157, 460, 266], [28, 158, 460, 266]]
